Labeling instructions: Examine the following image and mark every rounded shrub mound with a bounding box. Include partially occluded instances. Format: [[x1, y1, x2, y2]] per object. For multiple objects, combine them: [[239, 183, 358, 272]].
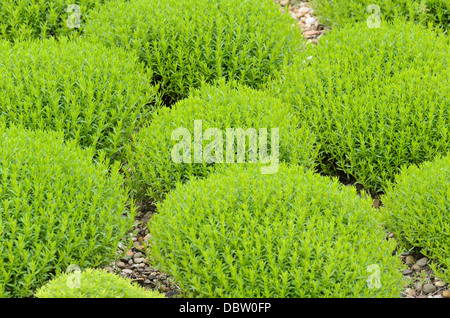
[[35, 269, 165, 298], [311, 0, 450, 31], [0, 36, 160, 161], [380, 152, 450, 283], [147, 163, 405, 297], [0, 125, 136, 298], [126, 80, 318, 202], [0, 0, 105, 41], [84, 0, 304, 105], [267, 18, 450, 194]]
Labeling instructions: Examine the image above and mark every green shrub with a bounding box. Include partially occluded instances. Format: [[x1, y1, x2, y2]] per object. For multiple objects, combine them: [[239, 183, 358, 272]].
[[380, 152, 450, 283], [125, 80, 318, 202], [310, 0, 450, 31], [0, 125, 135, 298], [0, 37, 160, 160], [35, 268, 165, 298], [267, 18, 450, 194], [147, 163, 405, 297], [0, 0, 105, 41], [84, 0, 304, 105]]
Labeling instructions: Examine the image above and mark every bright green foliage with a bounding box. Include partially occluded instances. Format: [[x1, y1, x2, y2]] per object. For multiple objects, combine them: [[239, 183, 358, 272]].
[[0, 37, 160, 160], [268, 18, 450, 194], [125, 80, 318, 202], [0, 125, 136, 298], [0, 0, 105, 41], [35, 268, 165, 298], [148, 163, 405, 298], [310, 0, 450, 31], [380, 153, 450, 283], [84, 0, 304, 105]]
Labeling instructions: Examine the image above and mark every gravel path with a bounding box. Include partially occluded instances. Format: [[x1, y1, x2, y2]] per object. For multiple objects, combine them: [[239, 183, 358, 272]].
[[101, 0, 449, 299]]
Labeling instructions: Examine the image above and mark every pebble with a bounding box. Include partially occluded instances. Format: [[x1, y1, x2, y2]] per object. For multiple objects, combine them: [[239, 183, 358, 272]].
[[405, 255, 415, 266], [126, 250, 134, 257], [435, 280, 446, 287], [133, 252, 143, 259], [405, 288, 416, 296], [423, 284, 437, 294], [416, 257, 428, 267], [134, 257, 145, 264], [412, 264, 421, 271], [403, 269, 413, 275], [122, 269, 133, 275], [415, 282, 423, 291], [117, 261, 126, 269], [305, 17, 316, 25], [443, 290, 450, 298], [128, 259, 134, 265]]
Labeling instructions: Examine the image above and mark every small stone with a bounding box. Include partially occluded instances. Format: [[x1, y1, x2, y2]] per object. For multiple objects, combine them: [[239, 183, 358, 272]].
[[126, 250, 134, 257], [134, 257, 144, 264], [160, 286, 170, 292], [405, 255, 415, 266], [122, 269, 133, 275], [143, 259, 150, 264], [443, 290, 450, 298], [133, 252, 143, 259], [416, 257, 428, 267], [435, 281, 446, 287], [412, 264, 421, 271], [144, 279, 152, 284], [166, 290, 177, 298], [423, 284, 437, 294], [402, 269, 413, 275], [136, 245, 144, 250], [415, 282, 423, 291], [305, 17, 316, 25], [405, 288, 416, 296], [117, 261, 126, 269], [304, 30, 320, 36], [148, 275, 157, 280], [373, 198, 381, 208], [128, 259, 134, 265], [401, 251, 411, 256]]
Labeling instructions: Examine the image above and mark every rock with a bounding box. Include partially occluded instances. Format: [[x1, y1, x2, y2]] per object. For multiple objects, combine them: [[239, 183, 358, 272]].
[[166, 290, 177, 297], [134, 257, 144, 264], [133, 252, 143, 259], [126, 250, 134, 257], [443, 290, 450, 298], [416, 257, 428, 267], [128, 259, 134, 265], [415, 282, 423, 291], [435, 281, 446, 287], [122, 269, 133, 275], [405, 288, 416, 296], [423, 284, 437, 294], [117, 261, 126, 269], [304, 30, 320, 36], [144, 279, 152, 284], [305, 17, 316, 25], [405, 255, 415, 266], [403, 269, 413, 275], [412, 264, 421, 271], [401, 251, 411, 256]]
